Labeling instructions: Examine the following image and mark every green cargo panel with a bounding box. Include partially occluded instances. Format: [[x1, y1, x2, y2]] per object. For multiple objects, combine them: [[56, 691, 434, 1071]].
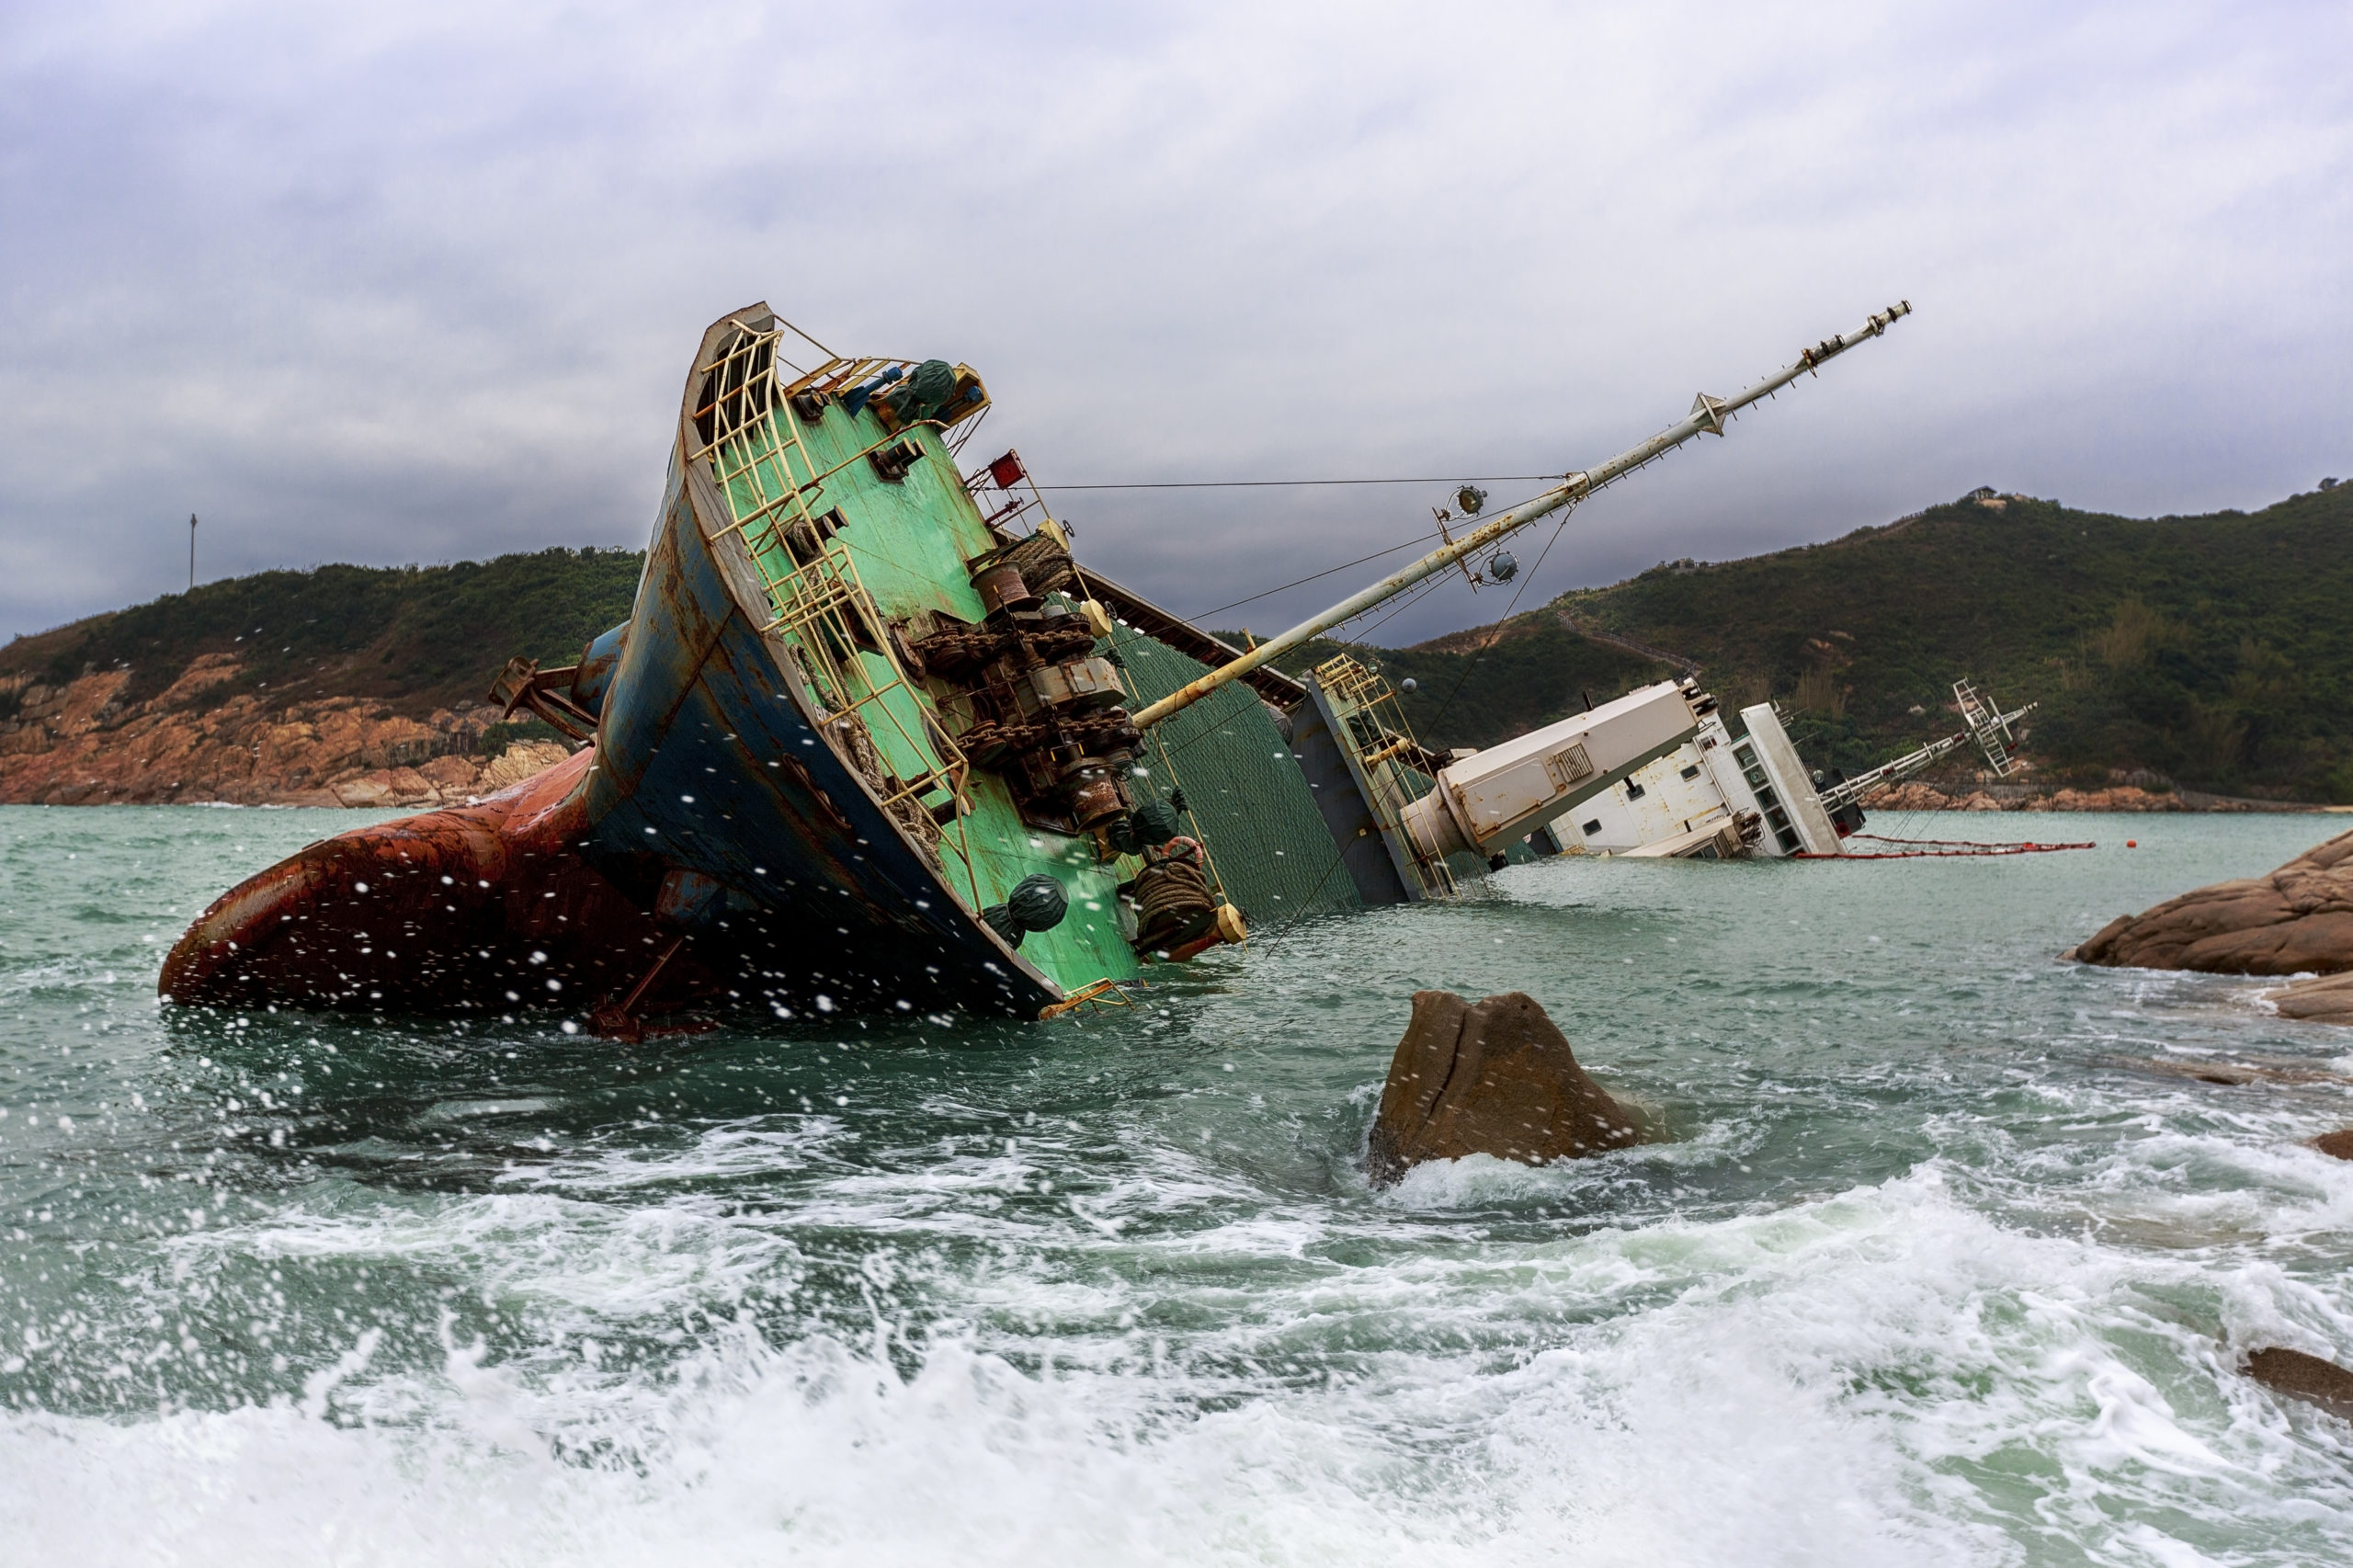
[[1108, 629, 1363, 929]]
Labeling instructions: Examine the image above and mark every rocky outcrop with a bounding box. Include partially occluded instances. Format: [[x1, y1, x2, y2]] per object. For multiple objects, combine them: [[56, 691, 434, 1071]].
[[1869, 782, 2296, 812], [2068, 828, 2353, 979], [2245, 1346, 2353, 1419], [1366, 990, 1638, 1184], [2312, 1130, 2353, 1160], [2270, 972, 2353, 1025], [0, 659, 570, 808]]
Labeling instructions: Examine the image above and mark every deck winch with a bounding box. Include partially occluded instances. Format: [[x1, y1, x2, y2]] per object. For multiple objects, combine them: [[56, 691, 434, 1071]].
[[910, 530, 1146, 838]]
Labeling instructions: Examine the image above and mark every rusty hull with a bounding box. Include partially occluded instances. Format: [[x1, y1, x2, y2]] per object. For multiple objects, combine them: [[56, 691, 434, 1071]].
[[159, 748, 720, 1017], [163, 303, 1066, 1023]]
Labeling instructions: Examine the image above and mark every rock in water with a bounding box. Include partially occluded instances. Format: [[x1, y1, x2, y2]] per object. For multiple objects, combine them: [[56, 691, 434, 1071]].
[[2312, 1130, 2353, 1161], [2270, 971, 2353, 1025], [2245, 1346, 2353, 1419], [2069, 827, 2353, 979], [1366, 991, 1637, 1185]]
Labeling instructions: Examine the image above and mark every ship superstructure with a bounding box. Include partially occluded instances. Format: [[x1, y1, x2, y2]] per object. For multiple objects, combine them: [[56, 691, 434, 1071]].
[[1552, 682, 2038, 859]]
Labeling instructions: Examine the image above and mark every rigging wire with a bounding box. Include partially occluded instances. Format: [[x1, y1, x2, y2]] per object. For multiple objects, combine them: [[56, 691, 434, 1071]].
[[1245, 508, 1582, 953], [1188, 528, 1444, 622], [1040, 474, 1559, 492], [1154, 487, 1560, 772], [1420, 511, 1576, 734], [1341, 479, 1563, 642], [1142, 568, 1454, 776], [1332, 571, 1455, 648]]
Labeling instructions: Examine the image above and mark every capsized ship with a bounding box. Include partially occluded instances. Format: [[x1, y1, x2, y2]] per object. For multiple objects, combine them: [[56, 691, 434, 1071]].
[[162, 299, 1911, 1024], [1546, 677, 2040, 858]]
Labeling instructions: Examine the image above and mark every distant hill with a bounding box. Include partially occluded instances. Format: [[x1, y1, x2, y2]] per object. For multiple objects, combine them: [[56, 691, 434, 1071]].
[[0, 550, 641, 806], [0, 548, 642, 722], [6, 483, 2347, 806], [1285, 483, 2350, 805], [1269, 623, 1675, 751]]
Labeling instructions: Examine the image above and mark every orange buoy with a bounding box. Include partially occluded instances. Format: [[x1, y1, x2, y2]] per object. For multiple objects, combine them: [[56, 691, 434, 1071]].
[[2126, 839, 2137, 848]]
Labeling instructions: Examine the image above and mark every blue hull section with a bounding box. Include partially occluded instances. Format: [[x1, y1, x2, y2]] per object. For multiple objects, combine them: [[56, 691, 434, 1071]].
[[579, 456, 1057, 1018]]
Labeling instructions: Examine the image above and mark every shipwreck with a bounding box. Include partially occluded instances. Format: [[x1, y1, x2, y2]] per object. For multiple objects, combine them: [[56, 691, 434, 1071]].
[[162, 300, 1911, 1026]]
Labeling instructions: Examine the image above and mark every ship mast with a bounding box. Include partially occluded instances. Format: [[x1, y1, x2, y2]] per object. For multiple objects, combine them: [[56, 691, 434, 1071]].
[[1131, 301, 1912, 731], [1815, 683, 2037, 812]]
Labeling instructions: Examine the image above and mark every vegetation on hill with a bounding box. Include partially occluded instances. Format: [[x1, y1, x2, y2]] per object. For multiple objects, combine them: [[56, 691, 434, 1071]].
[[8, 483, 2348, 802], [0, 549, 643, 719], [1315, 483, 2350, 802]]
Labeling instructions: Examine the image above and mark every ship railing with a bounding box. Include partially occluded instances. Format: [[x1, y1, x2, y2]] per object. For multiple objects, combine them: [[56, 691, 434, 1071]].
[[960, 447, 1060, 541], [1313, 654, 1459, 901], [688, 321, 987, 911], [688, 326, 991, 540], [769, 352, 994, 454], [757, 542, 979, 892]]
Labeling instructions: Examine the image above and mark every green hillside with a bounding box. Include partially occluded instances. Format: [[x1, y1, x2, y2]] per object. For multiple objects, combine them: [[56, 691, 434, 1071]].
[[7, 483, 2348, 802], [1344, 483, 2352, 802], [0, 548, 643, 718]]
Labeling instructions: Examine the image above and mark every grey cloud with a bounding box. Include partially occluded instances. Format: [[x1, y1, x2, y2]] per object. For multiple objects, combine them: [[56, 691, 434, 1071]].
[[2, 0, 2347, 648]]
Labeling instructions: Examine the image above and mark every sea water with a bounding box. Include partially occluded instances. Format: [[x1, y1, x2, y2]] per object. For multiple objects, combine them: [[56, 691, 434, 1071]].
[[3, 805, 2351, 1566]]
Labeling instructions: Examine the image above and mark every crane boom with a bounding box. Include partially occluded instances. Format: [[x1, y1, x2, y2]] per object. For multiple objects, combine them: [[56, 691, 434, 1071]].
[[1130, 300, 1913, 731]]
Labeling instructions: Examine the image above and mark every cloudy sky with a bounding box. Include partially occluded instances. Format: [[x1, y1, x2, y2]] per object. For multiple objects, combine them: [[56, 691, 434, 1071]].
[[3, 1, 2347, 647]]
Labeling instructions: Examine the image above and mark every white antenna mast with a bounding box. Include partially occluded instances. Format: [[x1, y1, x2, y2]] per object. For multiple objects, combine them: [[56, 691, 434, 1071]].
[[1816, 681, 2038, 812], [1954, 679, 2029, 776]]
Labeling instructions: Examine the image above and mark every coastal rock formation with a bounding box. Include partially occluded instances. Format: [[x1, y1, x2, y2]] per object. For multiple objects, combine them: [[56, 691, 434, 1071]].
[[1868, 781, 2318, 812], [2245, 1346, 2353, 1419], [2312, 1130, 2353, 1161], [1366, 990, 1637, 1184], [2069, 828, 2353, 979], [0, 659, 570, 808], [2271, 972, 2353, 1025], [1873, 782, 2189, 812]]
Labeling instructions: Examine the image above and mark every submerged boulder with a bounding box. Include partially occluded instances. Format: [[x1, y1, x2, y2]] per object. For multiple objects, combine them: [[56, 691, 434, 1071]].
[[2069, 827, 2353, 981], [2245, 1346, 2353, 1419], [1366, 990, 1637, 1185]]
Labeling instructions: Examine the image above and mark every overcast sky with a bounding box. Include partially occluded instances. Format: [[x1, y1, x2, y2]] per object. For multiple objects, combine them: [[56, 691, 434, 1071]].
[[3, 1, 2347, 649]]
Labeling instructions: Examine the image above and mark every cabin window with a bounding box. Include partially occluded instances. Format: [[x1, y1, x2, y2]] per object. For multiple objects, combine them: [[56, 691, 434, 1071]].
[[1582, 819, 1602, 836], [1679, 764, 1701, 780], [1625, 782, 1646, 801], [1776, 828, 1802, 852], [1733, 745, 1757, 767]]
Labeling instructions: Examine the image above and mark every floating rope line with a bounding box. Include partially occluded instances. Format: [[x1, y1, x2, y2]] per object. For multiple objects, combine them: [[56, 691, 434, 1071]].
[[1798, 835, 2096, 859]]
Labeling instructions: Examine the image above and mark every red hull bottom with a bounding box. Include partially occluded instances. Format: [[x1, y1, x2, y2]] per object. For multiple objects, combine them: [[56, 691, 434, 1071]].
[[160, 749, 720, 1025]]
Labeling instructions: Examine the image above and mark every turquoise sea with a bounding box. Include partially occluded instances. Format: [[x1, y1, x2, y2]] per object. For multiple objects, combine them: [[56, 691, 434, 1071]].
[[4, 805, 2352, 1565]]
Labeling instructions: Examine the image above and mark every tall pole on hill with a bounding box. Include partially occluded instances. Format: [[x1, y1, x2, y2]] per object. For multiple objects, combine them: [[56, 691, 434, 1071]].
[[188, 515, 197, 593], [1128, 301, 1912, 732]]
